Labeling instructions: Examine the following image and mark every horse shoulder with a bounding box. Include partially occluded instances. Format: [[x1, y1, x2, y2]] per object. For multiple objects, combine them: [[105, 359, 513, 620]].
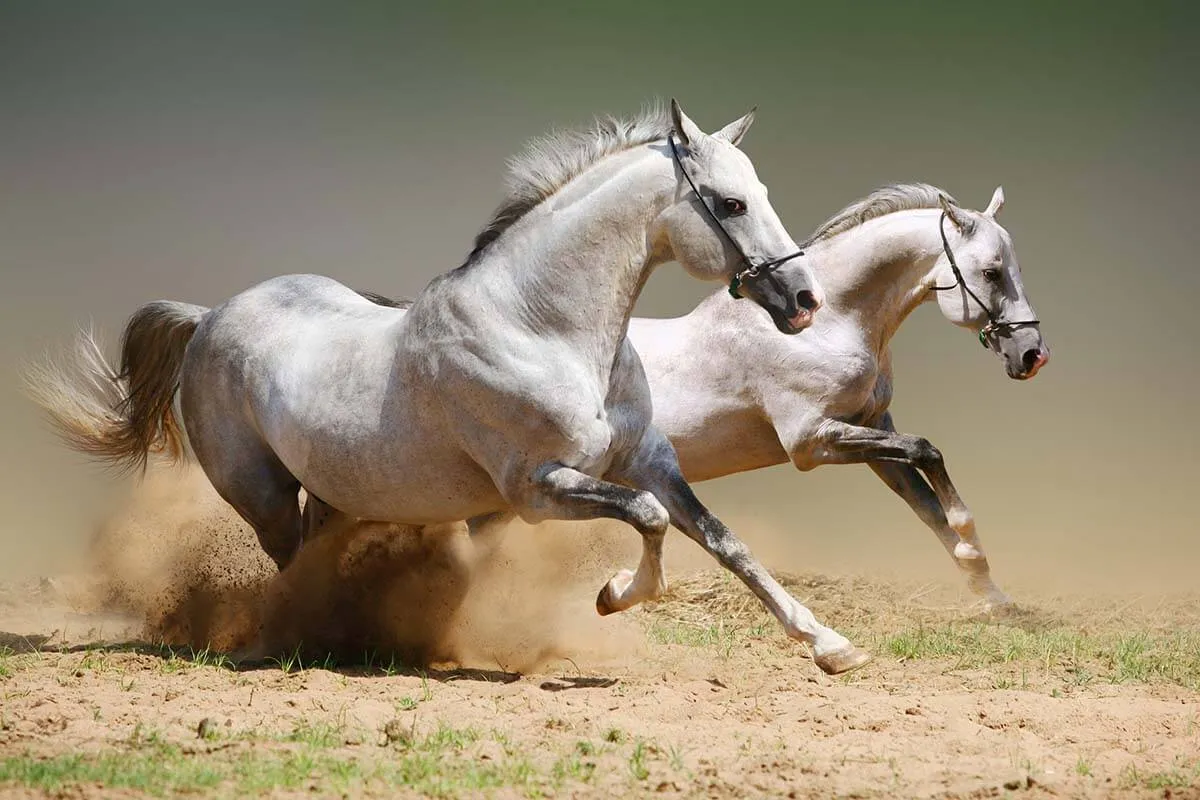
[[770, 321, 879, 410], [413, 308, 619, 473], [759, 322, 887, 467]]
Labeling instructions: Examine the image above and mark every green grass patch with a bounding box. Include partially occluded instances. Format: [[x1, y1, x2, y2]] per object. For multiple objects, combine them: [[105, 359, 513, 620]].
[[644, 619, 759, 657], [0, 747, 224, 795], [285, 718, 345, 749], [0, 720, 593, 798], [1118, 759, 1200, 791], [878, 623, 1200, 688]]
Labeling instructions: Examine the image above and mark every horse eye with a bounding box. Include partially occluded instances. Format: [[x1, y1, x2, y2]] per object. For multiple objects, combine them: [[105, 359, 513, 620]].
[[982, 268, 1002, 283], [722, 197, 747, 217]]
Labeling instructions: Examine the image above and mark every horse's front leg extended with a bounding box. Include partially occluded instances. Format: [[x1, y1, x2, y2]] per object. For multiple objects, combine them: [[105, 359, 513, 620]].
[[867, 461, 1010, 609], [525, 463, 669, 614], [864, 412, 1009, 607], [613, 431, 871, 675], [810, 416, 980, 552]]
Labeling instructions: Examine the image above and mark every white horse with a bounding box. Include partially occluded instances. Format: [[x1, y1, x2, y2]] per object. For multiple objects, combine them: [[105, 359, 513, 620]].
[[629, 184, 1048, 608], [29, 101, 874, 674], [360, 184, 1047, 609]]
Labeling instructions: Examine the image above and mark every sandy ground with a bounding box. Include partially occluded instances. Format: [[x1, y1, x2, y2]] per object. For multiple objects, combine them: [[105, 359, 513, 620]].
[[1, 471, 1198, 798]]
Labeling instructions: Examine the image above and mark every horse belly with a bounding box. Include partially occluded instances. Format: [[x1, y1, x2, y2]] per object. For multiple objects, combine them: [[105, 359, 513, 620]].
[[273, 406, 505, 523], [250, 353, 494, 523], [662, 404, 789, 483]]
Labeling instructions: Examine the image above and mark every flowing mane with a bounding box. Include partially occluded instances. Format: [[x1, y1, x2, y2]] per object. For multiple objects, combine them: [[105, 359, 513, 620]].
[[462, 105, 673, 266], [801, 183, 955, 247]]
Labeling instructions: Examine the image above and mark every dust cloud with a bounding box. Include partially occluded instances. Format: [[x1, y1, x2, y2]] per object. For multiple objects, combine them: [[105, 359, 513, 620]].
[[86, 468, 644, 672]]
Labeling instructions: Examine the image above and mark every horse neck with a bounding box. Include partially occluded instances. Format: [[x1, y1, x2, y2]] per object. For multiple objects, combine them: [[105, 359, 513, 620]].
[[477, 145, 673, 365], [806, 208, 947, 350]]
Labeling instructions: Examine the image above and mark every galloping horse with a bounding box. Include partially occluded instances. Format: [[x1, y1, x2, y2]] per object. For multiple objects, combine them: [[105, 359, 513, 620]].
[[629, 184, 1048, 609], [29, 102, 872, 674]]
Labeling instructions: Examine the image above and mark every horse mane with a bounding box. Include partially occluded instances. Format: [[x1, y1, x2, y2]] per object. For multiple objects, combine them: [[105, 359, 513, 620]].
[[801, 183, 955, 247], [461, 104, 673, 267], [355, 289, 412, 309]]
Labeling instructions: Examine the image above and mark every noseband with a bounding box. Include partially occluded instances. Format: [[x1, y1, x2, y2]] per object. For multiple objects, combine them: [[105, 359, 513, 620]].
[[932, 211, 1039, 348], [668, 133, 805, 299]]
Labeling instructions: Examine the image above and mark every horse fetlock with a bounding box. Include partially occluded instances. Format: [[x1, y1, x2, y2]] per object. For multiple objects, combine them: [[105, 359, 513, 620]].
[[957, 552, 992, 576], [945, 506, 975, 536], [953, 539, 984, 561]]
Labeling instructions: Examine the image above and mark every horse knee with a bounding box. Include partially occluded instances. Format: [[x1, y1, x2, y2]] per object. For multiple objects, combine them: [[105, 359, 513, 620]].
[[630, 491, 669, 536], [912, 438, 943, 471]]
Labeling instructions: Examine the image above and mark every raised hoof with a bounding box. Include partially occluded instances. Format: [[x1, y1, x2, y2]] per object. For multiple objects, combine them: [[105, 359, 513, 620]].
[[813, 645, 872, 675], [595, 582, 620, 616], [595, 569, 638, 617]]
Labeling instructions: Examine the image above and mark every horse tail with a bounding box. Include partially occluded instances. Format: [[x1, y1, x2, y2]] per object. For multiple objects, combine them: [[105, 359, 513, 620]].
[[24, 300, 209, 474]]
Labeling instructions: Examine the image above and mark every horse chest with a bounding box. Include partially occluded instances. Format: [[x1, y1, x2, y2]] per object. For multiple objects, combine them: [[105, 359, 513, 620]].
[[827, 355, 894, 427], [786, 343, 881, 419], [425, 331, 650, 477]]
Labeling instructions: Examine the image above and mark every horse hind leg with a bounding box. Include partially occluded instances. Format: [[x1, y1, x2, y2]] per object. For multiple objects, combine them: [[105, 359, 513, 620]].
[[301, 493, 353, 543], [231, 475, 302, 571], [200, 444, 304, 571]]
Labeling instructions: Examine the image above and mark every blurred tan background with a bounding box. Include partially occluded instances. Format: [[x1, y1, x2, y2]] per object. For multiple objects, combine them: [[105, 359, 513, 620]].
[[1, 1, 1196, 592]]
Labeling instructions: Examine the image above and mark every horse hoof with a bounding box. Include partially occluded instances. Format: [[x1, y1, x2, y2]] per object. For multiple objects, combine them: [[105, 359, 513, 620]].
[[595, 583, 619, 616], [813, 645, 872, 675], [982, 594, 1014, 613], [595, 569, 636, 616], [980, 596, 1018, 618]]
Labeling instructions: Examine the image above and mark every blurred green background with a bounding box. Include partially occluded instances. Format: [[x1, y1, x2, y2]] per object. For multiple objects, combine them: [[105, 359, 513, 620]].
[[1, 1, 1196, 590]]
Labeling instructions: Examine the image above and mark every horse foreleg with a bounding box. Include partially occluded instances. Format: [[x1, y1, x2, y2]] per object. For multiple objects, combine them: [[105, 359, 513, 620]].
[[812, 416, 978, 551], [522, 463, 669, 614], [614, 431, 871, 675], [867, 460, 1011, 609]]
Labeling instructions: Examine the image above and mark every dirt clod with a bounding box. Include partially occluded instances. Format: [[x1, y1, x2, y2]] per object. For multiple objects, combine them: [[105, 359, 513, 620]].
[[382, 718, 410, 746], [196, 718, 219, 740]]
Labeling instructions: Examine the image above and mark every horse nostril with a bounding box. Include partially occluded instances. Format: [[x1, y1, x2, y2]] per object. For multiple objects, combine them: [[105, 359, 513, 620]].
[[1022, 348, 1042, 372], [796, 290, 820, 312]]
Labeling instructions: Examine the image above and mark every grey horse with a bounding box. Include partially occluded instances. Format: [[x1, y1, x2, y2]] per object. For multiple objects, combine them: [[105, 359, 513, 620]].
[[28, 101, 872, 675]]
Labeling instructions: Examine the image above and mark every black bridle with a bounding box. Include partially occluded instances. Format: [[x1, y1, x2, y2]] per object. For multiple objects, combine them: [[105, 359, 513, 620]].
[[668, 133, 805, 299], [932, 211, 1039, 349]]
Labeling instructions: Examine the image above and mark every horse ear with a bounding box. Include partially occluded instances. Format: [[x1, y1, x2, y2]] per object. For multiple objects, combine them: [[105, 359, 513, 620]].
[[984, 186, 1005, 217], [712, 107, 756, 147], [670, 98, 705, 148], [939, 193, 975, 234]]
